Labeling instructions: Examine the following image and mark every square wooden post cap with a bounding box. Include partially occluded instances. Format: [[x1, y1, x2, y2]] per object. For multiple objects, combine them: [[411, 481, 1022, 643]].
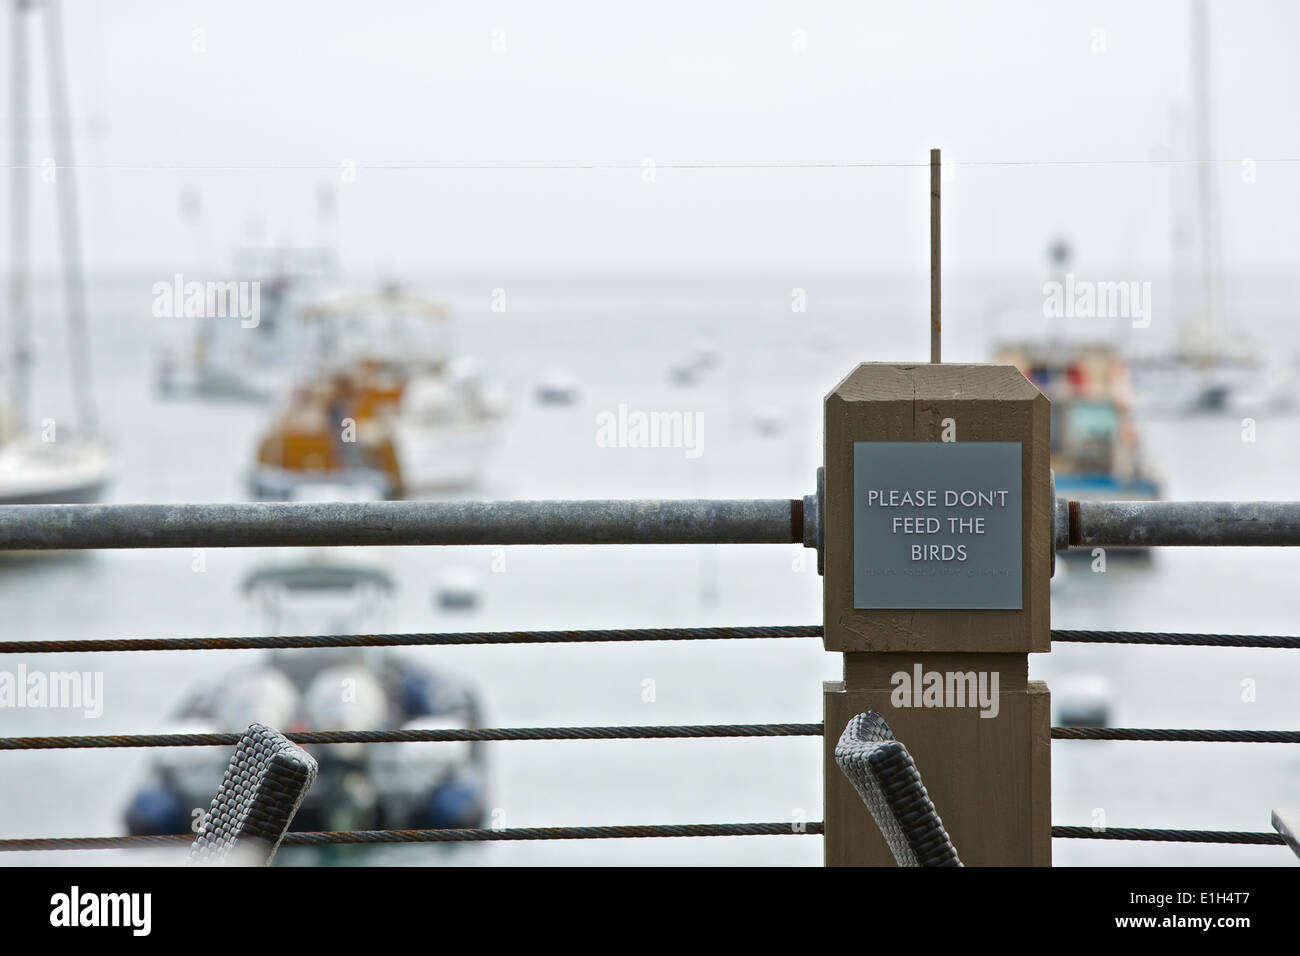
[[823, 363, 1050, 654]]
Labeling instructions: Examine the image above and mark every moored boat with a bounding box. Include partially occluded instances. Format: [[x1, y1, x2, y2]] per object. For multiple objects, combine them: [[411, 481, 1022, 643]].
[[248, 287, 507, 500], [996, 343, 1161, 555], [123, 550, 488, 854]]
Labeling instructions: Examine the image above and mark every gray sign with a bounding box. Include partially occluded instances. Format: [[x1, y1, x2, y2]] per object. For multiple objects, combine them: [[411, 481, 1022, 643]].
[[853, 441, 1022, 610]]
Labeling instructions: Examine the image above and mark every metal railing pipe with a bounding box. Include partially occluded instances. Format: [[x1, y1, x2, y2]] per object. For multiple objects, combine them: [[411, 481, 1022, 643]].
[[1066, 500, 1300, 548], [0, 499, 804, 551]]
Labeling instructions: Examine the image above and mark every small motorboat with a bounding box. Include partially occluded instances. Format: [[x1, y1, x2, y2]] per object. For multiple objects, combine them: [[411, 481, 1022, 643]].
[[123, 551, 488, 852]]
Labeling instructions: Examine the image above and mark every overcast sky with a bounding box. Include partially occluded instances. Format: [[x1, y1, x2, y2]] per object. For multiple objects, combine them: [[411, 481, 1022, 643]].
[[6, 0, 1300, 277]]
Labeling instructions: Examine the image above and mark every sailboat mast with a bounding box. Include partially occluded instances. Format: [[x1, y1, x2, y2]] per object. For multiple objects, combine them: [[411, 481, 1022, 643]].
[[1190, 0, 1224, 351], [42, 0, 96, 435], [8, 0, 31, 430]]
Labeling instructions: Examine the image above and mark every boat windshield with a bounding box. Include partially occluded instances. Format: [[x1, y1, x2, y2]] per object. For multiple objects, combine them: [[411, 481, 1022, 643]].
[[1053, 401, 1120, 474]]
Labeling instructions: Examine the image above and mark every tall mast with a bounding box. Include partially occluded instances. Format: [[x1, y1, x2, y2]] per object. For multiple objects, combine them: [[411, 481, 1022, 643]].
[[9, 0, 31, 430], [43, 0, 96, 434], [1189, 0, 1223, 358]]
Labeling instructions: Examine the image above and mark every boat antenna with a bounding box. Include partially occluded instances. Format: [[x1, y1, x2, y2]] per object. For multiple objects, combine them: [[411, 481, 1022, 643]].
[[930, 147, 941, 363]]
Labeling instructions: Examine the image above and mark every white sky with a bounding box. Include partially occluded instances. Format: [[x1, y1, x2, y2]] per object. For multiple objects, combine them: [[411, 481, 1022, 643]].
[[5, 0, 1300, 277]]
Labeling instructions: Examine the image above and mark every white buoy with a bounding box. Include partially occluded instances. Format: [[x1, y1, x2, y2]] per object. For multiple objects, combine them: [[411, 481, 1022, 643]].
[[535, 369, 580, 405], [668, 362, 701, 386], [689, 338, 721, 370], [754, 406, 788, 436], [434, 567, 483, 610], [1054, 674, 1113, 727]]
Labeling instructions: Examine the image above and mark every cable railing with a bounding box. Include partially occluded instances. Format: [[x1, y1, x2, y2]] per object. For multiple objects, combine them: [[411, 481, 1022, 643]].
[[1, 609, 1297, 855]]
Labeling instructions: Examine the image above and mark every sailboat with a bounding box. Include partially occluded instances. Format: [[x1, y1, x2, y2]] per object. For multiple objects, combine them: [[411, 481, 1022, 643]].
[[1, 0, 111, 504], [1127, 0, 1296, 416]]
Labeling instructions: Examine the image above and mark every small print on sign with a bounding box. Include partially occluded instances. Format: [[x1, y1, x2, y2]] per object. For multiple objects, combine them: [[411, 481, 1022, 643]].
[[853, 442, 1022, 609]]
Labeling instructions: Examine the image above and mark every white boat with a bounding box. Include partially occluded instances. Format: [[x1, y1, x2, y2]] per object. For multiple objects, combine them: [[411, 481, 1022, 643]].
[[1127, 0, 1298, 416], [249, 287, 508, 499], [153, 249, 340, 403], [1129, 350, 1296, 417], [0, 433, 111, 505]]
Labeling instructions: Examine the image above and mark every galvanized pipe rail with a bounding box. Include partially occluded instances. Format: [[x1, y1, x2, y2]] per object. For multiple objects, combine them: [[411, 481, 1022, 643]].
[[1058, 500, 1300, 549], [0, 499, 803, 551], [5, 496, 1300, 552]]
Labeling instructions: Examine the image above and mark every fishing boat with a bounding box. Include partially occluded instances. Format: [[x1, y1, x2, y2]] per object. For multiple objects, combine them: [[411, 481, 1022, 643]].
[[123, 549, 488, 850], [248, 286, 507, 500], [995, 343, 1161, 507], [153, 246, 339, 403], [1, 0, 111, 505]]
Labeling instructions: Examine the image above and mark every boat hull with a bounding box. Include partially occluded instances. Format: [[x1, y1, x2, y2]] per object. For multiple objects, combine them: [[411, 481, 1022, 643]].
[[0, 438, 112, 505]]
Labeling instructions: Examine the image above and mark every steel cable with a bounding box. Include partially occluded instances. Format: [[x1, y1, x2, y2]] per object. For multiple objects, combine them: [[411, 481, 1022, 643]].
[[0, 822, 824, 852], [8, 627, 1300, 654]]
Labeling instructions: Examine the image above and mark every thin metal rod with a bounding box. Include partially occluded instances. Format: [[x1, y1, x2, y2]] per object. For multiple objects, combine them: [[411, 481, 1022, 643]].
[[930, 146, 941, 363], [0, 499, 804, 550], [1067, 500, 1300, 547]]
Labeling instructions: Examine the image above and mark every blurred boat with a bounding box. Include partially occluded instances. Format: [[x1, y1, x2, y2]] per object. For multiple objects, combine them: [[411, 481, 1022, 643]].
[[996, 342, 1161, 516], [249, 286, 507, 500], [124, 549, 488, 849], [1125, 0, 1297, 417], [1128, 350, 1296, 417], [1, 0, 112, 505], [153, 247, 339, 403], [0, 429, 110, 504]]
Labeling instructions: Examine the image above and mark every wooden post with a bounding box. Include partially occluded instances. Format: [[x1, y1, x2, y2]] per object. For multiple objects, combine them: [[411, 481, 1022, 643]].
[[822, 363, 1052, 865]]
